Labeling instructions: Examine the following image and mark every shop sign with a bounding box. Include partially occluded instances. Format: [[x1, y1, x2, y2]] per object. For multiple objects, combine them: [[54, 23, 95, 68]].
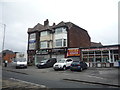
[[67, 48, 80, 56], [52, 49, 65, 53], [36, 50, 48, 54], [52, 49, 64, 52], [82, 47, 118, 51], [29, 40, 36, 43]]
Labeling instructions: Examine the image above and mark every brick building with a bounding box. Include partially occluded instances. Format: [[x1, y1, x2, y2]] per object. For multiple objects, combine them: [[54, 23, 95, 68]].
[[2, 50, 16, 63], [27, 19, 91, 65]]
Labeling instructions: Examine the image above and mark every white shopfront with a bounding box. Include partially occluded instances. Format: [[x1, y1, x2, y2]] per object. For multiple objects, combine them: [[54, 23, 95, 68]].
[[81, 46, 119, 67]]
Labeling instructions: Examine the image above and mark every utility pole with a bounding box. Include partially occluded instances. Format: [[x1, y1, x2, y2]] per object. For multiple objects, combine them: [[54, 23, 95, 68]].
[[2, 24, 6, 52], [0, 23, 6, 65]]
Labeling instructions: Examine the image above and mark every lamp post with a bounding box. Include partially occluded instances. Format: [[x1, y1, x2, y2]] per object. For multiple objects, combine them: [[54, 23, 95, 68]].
[[0, 23, 6, 65], [2, 24, 6, 52]]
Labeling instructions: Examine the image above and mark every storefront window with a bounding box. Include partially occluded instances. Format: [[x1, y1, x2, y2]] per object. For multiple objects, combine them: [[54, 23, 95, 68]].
[[113, 50, 118, 54], [83, 51, 88, 54], [102, 50, 109, 54], [95, 50, 101, 54], [89, 51, 94, 54]]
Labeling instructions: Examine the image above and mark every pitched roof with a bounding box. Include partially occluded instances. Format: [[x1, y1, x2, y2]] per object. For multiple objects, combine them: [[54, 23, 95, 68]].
[[28, 23, 45, 33], [28, 20, 85, 32], [91, 42, 103, 47]]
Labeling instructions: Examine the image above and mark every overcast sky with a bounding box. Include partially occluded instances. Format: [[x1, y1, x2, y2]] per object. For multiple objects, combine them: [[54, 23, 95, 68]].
[[0, 0, 119, 52]]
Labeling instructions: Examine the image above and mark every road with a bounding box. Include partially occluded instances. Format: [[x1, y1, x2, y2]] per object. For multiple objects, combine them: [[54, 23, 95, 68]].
[[2, 65, 119, 88]]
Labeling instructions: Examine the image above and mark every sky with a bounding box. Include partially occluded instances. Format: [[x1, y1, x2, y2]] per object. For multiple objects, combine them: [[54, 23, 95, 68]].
[[0, 0, 119, 52]]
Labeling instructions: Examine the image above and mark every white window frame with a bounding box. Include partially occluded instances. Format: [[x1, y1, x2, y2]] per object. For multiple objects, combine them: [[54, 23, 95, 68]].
[[55, 39, 67, 47], [55, 27, 67, 34], [29, 43, 35, 50], [55, 39, 62, 47], [40, 41, 50, 48], [29, 33, 36, 40], [41, 31, 50, 36]]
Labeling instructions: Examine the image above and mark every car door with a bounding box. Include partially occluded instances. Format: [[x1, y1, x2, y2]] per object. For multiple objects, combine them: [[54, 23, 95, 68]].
[[12, 59, 17, 67], [80, 62, 84, 68]]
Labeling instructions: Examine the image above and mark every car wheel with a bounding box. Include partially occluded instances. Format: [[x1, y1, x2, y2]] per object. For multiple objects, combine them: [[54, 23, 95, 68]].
[[54, 69, 57, 71], [63, 66, 66, 70]]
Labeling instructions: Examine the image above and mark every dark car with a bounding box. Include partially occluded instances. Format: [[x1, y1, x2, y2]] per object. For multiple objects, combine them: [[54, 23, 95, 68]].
[[36, 58, 57, 69], [70, 61, 87, 71]]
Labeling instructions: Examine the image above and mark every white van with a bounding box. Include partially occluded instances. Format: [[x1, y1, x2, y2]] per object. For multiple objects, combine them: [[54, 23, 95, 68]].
[[13, 58, 27, 69], [53, 58, 73, 70]]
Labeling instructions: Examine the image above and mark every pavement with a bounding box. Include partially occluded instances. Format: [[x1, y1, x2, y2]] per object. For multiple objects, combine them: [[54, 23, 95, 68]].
[[2, 63, 120, 88], [2, 78, 47, 90]]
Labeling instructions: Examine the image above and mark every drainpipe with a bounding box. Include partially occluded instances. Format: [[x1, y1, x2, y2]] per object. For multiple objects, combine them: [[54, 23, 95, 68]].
[[108, 50, 111, 63]]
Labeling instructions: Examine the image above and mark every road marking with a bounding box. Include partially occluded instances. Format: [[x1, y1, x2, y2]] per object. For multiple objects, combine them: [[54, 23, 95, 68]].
[[10, 78, 46, 88], [87, 75, 104, 79]]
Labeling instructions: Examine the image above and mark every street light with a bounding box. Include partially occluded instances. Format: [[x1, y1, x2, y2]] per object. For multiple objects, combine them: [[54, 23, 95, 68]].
[[0, 23, 6, 64]]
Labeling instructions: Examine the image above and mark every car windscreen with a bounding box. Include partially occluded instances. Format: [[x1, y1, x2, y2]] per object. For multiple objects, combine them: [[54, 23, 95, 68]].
[[57, 59, 66, 63], [40, 60, 48, 63], [16, 58, 26, 62], [72, 61, 80, 64]]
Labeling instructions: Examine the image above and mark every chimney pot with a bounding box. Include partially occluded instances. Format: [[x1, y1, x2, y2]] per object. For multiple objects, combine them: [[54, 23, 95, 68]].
[[44, 19, 49, 26], [53, 23, 56, 26]]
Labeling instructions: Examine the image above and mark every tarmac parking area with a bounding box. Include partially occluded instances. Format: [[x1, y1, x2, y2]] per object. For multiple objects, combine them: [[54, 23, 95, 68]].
[[2, 64, 120, 88]]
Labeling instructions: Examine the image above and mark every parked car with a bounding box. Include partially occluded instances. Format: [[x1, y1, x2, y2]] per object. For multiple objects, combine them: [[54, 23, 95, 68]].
[[36, 58, 57, 68], [53, 58, 73, 71], [12, 58, 27, 69], [70, 61, 87, 71]]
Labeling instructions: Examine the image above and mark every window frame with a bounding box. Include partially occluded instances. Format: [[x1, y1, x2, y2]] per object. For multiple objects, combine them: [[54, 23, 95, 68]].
[[55, 27, 67, 34], [29, 33, 36, 40], [55, 39, 67, 47], [40, 41, 50, 48], [29, 43, 35, 50], [55, 39, 62, 47], [40, 31, 50, 36]]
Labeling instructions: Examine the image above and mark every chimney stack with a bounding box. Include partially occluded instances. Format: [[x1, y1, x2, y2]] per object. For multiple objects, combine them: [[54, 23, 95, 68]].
[[52, 23, 56, 26], [44, 19, 49, 27]]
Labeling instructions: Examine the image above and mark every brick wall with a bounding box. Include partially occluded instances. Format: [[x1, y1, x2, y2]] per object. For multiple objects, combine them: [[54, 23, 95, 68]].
[[68, 25, 91, 48], [3, 54, 16, 63]]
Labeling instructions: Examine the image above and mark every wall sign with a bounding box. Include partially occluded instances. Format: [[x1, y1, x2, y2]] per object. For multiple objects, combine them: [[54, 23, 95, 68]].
[[67, 48, 80, 56], [82, 47, 119, 51]]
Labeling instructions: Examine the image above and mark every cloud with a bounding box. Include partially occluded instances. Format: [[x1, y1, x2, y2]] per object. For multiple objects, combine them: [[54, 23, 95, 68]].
[[0, 0, 119, 52]]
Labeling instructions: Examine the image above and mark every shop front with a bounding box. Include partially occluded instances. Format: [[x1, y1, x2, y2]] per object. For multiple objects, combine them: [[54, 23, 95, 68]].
[[27, 50, 36, 65], [35, 48, 67, 65], [81, 45, 120, 67], [51, 48, 66, 61], [67, 48, 80, 61]]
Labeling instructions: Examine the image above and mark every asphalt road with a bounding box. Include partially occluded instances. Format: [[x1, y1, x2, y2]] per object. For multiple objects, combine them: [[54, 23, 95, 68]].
[[2, 66, 117, 88]]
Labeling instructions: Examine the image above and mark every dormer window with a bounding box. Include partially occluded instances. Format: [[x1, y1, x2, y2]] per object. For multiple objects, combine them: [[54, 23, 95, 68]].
[[55, 27, 67, 34]]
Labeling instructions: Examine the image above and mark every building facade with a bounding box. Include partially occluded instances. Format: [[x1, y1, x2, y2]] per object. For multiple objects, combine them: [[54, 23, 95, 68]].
[[67, 44, 120, 67], [2, 50, 16, 63], [81, 44, 120, 67], [27, 19, 91, 65]]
